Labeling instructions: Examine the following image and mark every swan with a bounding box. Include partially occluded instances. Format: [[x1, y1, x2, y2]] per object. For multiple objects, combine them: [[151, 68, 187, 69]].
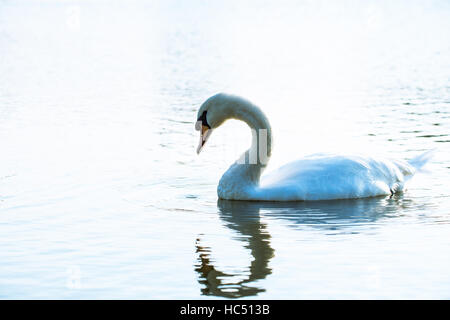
[[195, 93, 433, 201]]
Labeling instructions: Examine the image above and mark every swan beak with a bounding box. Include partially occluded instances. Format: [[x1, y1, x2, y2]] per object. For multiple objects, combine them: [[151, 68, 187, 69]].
[[196, 122, 212, 154]]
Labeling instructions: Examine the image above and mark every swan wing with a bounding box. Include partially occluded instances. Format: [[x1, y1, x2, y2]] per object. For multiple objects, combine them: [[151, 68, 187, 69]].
[[259, 154, 414, 201]]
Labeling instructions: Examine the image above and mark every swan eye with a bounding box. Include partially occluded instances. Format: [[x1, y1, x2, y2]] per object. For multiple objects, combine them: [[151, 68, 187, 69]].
[[197, 111, 210, 129]]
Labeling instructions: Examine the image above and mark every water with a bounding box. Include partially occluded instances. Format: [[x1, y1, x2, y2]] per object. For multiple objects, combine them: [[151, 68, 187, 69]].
[[0, 0, 449, 299]]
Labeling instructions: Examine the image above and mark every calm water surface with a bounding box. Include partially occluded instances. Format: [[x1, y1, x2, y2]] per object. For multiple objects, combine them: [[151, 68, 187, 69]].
[[0, 0, 450, 299]]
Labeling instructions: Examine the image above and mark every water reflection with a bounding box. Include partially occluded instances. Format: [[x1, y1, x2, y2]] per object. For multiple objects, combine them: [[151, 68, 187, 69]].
[[196, 195, 417, 298], [259, 196, 412, 233], [195, 200, 274, 298]]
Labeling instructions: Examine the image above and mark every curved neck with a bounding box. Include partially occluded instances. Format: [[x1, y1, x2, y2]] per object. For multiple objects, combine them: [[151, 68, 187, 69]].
[[227, 100, 272, 168], [218, 99, 273, 199]]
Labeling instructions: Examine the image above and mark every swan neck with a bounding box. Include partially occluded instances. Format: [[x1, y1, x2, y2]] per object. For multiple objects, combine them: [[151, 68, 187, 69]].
[[217, 99, 273, 199], [231, 102, 272, 167]]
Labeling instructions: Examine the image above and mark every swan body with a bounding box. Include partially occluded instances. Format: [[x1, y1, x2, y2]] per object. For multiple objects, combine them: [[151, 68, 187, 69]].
[[195, 93, 432, 201], [255, 154, 413, 201]]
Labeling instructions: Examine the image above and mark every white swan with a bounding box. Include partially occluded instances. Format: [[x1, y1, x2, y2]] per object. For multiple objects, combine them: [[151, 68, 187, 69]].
[[195, 93, 433, 201]]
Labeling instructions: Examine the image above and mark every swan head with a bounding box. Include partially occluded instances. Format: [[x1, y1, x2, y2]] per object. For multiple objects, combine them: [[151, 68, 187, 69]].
[[195, 93, 238, 154]]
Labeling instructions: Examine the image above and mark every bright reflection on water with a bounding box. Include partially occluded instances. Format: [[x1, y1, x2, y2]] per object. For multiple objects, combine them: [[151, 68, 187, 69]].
[[0, 0, 450, 299]]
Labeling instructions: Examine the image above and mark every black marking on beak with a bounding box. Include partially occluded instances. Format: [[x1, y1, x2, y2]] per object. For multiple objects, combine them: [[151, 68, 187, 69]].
[[197, 111, 211, 129]]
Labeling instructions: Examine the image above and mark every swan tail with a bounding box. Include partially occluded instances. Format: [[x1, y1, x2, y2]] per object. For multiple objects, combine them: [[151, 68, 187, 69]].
[[408, 149, 436, 172]]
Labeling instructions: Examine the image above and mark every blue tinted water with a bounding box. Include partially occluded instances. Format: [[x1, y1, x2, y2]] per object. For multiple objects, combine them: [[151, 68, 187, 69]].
[[0, 0, 449, 299]]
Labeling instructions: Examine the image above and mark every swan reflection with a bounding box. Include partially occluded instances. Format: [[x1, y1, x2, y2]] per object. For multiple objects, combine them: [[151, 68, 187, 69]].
[[195, 195, 417, 298], [195, 199, 274, 298]]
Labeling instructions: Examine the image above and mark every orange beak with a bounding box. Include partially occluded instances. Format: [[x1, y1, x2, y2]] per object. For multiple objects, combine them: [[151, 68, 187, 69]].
[[196, 121, 212, 154]]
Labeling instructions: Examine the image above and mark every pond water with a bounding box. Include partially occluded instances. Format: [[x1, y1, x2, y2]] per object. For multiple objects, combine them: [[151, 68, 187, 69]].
[[0, 0, 449, 299]]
